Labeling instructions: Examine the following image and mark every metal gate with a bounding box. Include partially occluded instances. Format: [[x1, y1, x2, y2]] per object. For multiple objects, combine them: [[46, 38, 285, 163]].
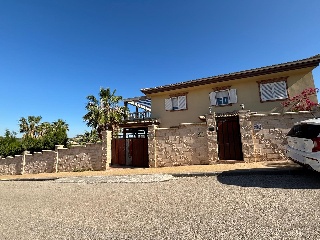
[[216, 116, 243, 160], [111, 128, 149, 167]]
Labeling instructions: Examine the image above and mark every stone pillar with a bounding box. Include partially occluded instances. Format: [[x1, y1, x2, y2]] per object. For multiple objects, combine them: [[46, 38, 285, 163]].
[[55, 145, 65, 172], [21, 151, 30, 175], [101, 130, 112, 169], [206, 114, 219, 164], [238, 110, 255, 162], [148, 124, 157, 167]]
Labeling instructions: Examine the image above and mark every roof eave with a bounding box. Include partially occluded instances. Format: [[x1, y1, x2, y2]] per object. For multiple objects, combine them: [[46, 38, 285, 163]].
[[141, 57, 320, 95]]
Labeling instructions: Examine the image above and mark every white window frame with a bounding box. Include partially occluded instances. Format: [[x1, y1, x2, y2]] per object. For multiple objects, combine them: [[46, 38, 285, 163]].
[[259, 80, 288, 102], [165, 95, 187, 111]]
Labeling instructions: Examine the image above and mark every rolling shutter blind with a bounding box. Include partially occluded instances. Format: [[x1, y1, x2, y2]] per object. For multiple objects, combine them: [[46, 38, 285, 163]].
[[165, 98, 173, 111], [178, 96, 187, 110]]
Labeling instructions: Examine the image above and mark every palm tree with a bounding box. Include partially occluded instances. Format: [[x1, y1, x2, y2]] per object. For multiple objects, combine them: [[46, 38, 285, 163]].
[[83, 87, 126, 139], [19, 117, 29, 137], [19, 116, 42, 138], [52, 119, 69, 132], [37, 122, 52, 137]]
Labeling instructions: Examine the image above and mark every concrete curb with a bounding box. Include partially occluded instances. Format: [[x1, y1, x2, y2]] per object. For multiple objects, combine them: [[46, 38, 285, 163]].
[[0, 177, 59, 182]]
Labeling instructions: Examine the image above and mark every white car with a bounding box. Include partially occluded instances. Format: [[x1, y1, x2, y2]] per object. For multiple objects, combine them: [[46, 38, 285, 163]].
[[286, 118, 320, 172]]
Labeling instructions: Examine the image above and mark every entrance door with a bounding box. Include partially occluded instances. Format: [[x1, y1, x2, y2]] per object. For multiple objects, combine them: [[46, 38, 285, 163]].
[[216, 116, 243, 160]]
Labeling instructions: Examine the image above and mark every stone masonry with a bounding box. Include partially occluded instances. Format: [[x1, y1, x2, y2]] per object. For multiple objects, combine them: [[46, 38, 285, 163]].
[[240, 111, 316, 162], [23, 150, 56, 174], [56, 144, 103, 172], [149, 123, 208, 167], [148, 110, 319, 167], [0, 155, 23, 175], [206, 114, 219, 164], [0, 131, 112, 175], [1, 112, 318, 173]]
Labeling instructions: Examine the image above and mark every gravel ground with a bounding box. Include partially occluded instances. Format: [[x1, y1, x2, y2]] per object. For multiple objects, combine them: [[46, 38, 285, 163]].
[[0, 171, 320, 240], [55, 174, 176, 183], [0, 160, 299, 180]]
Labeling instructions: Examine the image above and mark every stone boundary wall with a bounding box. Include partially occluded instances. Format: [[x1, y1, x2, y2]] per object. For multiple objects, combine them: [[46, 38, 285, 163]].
[[149, 123, 208, 167], [240, 111, 316, 162], [148, 111, 318, 167], [24, 150, 56, 174], [56, 143, 103, 172], [0, 131, 112, 175], [0, 155, 23, 175]]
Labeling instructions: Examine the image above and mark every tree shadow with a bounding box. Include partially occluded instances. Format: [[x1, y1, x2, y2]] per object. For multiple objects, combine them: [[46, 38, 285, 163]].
[[217, 168, 320, 189]]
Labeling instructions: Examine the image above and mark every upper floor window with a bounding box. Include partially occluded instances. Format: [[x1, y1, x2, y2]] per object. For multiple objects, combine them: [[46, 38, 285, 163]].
[[165, 95, 187, 111], [209, 89, 237, 106], [258, 78, 288, 102]]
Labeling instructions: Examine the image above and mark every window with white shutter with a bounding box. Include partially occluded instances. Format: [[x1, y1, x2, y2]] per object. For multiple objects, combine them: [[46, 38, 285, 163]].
[[209, 88, 238, 106], [165, 98, 173, 111], [164, 94, 188, 111], [178, 95, 187, 110], [259, 80, 288, 102]]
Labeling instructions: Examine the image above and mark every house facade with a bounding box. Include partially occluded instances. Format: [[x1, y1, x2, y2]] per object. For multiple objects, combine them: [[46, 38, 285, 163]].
[[141, 55, 319, 128], [116, 55, 320, 167]]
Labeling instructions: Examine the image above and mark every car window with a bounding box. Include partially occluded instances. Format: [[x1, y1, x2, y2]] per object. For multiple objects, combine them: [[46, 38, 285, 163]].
[[287, 124, 320, 139]]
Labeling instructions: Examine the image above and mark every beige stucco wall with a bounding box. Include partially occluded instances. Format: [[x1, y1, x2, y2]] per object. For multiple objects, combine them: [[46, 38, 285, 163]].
[[149, 67, 317, 128]]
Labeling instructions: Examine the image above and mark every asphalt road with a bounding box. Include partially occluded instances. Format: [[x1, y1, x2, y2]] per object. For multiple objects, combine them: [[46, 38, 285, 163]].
[[0, 170, 320, 240]]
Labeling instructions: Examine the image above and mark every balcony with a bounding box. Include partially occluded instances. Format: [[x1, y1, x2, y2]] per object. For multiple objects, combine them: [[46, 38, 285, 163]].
[[126, 111, 152, 121], [122, 96, 159, 127]]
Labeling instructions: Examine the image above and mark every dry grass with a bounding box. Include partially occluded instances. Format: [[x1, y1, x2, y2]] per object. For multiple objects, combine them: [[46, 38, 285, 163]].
[[0, 160, 300, 180]]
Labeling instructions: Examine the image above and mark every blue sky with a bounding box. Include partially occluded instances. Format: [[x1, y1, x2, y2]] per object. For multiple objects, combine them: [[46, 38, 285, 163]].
[[1, 0, 320, 137]]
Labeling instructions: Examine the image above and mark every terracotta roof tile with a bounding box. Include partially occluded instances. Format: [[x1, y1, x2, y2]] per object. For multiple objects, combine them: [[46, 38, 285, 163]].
[[141, 54, 320, 94]]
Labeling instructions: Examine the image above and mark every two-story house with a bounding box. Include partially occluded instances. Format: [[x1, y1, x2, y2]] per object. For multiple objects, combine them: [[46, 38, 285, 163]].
[[141, 54, 320, 128], [116, 54, 320, 167]]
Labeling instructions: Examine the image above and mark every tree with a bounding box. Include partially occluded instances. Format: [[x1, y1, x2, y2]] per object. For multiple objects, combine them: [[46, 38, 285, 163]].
[[18, 116, 69, 153], [0, 130, 23, 158], [37, 122, 52, 137], [42, 119, 69, 150], [83, 87, 127, 139], [70, 130, 100, 145], [19, 116, 42, 138], [281, 88, 319, 111]]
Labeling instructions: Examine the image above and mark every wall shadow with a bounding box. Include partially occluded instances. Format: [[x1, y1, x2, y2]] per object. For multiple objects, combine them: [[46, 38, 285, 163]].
[[217, 168, 320, 189]]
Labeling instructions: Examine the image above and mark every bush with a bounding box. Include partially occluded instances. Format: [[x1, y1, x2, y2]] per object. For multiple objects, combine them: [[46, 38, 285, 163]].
[[0, 130, 23, 157], [1, 117, 69, 157], [21, 136, 44, 153], [42, 129, 68, 150]]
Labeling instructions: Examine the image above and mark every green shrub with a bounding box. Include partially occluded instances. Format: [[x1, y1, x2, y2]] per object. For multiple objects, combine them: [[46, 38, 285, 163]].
[[1, 117, 69, 157], [0, 130, 23, 157]]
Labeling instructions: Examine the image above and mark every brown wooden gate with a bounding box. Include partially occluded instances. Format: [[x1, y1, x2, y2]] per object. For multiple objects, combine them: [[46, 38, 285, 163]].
[[216, 116, 243, 160], [111, 128, 149, 167]]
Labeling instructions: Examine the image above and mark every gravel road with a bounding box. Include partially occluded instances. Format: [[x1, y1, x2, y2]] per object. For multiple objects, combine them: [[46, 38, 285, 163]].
[[0, 171, 320, 240]]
